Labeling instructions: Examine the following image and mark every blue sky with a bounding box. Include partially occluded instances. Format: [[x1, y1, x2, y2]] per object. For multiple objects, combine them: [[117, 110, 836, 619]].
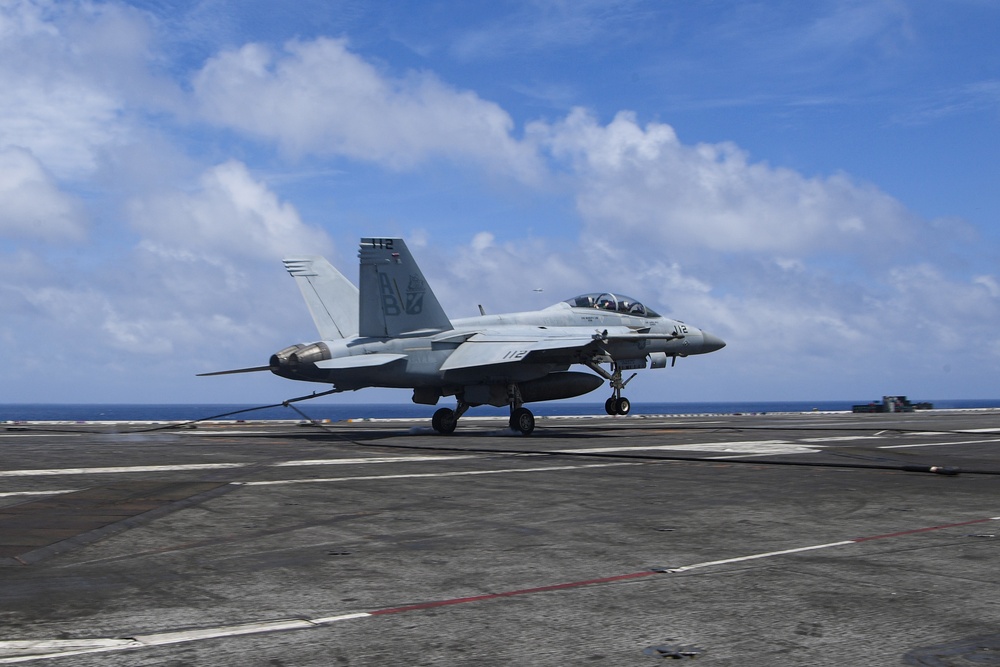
[[1, 0, 998, 404]]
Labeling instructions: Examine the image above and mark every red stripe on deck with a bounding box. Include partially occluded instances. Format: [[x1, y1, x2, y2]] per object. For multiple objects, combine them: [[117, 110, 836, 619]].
[[367, 515, 999, 618], [370, 571, 657, 616], [854, 517, 996, 542]]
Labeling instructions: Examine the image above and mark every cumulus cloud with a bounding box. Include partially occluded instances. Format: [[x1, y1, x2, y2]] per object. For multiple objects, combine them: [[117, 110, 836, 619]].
[[423, 232, 589, 316], [0, 1, 168, 179], [533, 109, 916, 258], [14, 283, 174, 354], [127, 160, 333, 260], [406, 88, 1000, 396], [192, 37, 543, 182], [0, 146, 86, 241]]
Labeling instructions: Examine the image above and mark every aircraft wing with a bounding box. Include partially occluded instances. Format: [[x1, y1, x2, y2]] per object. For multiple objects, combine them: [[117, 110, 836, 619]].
[[438, 327, 686, 372], [438, 333, 596, 371]]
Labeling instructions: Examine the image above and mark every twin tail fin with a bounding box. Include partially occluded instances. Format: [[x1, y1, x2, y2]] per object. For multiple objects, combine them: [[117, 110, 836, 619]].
[[282, 257, 359, 339], [358, 237, 452, 337]]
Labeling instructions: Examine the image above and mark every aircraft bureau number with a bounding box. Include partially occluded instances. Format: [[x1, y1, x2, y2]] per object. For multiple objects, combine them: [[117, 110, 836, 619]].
[[366, 238, 395, 249]]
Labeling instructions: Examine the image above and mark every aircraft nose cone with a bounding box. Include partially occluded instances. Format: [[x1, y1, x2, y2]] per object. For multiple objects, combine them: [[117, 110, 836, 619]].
[[701, 331, 726, 353]]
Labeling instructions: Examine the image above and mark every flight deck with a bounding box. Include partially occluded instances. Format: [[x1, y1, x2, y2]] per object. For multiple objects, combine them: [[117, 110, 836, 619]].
[[2, 410, 999, 665]]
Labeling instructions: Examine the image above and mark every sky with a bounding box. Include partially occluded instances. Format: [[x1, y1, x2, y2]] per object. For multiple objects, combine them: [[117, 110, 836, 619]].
[[1, 0, 998, 405]]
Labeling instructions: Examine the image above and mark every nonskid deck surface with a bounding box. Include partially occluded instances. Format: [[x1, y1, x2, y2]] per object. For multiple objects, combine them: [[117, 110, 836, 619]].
[[2, 410, 999, 665]]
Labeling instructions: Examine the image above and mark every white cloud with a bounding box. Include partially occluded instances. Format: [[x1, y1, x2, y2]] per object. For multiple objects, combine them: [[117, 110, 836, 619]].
[[0, 146, 86, 241], [973, 274, 1000, 298], [192, 37, 543, 182], [127, 160, 333, 260], [0, 1, 168, 179], [533, 109, 916, 258], [800, 1, 913, 54], [885, 264, 1000, 344]]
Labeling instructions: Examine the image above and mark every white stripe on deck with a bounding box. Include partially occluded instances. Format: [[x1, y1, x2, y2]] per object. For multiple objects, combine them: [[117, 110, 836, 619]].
[[238, 462, 647, 486], [557, 441, 819, 456], [0, 455, 480, 478], [0, 489, 79, 498], [880, 437, 1000, 450], [0, 463, 247, 477], [273, 455, 478, 467]]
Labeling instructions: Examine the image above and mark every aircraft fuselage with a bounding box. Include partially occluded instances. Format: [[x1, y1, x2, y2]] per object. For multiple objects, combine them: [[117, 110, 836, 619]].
[[270, 301, 723, 402], [203, 239, 725, 434]]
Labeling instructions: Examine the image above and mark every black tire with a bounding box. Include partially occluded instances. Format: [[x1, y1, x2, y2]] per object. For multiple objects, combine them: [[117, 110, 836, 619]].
[[605, 397, 617, 415], [509, 407, 535, 436], [432, 408, 457, 434], [615, 397, 631, 416]]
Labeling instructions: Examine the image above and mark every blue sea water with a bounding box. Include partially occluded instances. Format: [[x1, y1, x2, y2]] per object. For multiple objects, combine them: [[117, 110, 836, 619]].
[[2, 399, 999, 422]]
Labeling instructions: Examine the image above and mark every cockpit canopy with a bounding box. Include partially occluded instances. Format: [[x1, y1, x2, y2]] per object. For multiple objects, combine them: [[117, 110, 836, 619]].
[[564, 293, 660, 318]]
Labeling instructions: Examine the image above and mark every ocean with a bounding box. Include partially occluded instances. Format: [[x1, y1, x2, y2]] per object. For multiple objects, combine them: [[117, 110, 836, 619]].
[[3, 399, 999, 423]]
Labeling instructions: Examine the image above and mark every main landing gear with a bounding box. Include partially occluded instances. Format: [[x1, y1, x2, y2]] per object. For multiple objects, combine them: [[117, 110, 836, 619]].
[[431, 385, 536, 436], [507, 384, 534, 436], [587, 360, 636, 416], [509, 407, 535, 436], [431, 403, 465, 435]]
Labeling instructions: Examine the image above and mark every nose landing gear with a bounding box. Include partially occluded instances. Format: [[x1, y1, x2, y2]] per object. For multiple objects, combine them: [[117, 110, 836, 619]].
[[587, 360, 636, 416], [605, 395, 631, 416]]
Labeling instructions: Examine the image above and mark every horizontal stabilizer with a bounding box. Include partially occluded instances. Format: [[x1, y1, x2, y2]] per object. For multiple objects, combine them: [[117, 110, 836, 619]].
[[196, 365, 271, 377], [314, 353, 407, 370]]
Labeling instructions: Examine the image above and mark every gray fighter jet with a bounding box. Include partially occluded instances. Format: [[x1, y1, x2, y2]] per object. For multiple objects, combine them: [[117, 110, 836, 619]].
[[203, 237, 725, 435]]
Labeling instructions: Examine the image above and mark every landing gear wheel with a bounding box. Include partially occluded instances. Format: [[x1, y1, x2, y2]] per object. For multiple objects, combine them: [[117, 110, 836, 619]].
[[509, 407, 535, 436], [614, 397, 631, 416], [605, 397, 617, 416], [432, 408, 457, 434]]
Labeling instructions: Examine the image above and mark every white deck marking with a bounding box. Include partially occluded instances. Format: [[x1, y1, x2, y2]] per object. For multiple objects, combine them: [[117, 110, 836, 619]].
[[558, 441, 819, 456], [133, 619, 320, 644], [239, 462, 647, 486], [183, 430, 301, 436], [664, 541, 856, 573], [273, 455, 479, 467], [880, 437, 1000, 449], [0, 455, 480, 478], [0, 490, 79, 498], [0, 464, 246, 477]]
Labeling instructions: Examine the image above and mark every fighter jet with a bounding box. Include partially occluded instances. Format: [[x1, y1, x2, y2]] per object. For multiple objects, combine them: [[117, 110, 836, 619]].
[[202, 237, 725, 435]]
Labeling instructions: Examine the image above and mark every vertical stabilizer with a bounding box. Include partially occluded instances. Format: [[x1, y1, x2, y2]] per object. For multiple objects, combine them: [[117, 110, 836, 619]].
[[283, 257, 359, 339], [358, 238, 453, 337]]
